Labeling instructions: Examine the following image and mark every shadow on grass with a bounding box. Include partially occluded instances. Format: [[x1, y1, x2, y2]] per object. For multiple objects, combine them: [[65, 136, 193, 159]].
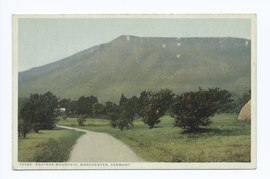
[[86, 123, 111, 127], [53, 127, 66, 130], [181, 128, 234, 137]]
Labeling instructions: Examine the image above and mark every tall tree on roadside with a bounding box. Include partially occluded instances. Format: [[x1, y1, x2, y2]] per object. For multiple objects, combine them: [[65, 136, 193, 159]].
[[20, 91, 59, 135], [120, 96, 139, 127], [106, 103, 120, 128]]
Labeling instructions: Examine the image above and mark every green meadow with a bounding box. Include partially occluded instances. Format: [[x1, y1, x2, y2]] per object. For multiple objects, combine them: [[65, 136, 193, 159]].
[[57, 113, 251, 162], [18, 129, 84, 162]]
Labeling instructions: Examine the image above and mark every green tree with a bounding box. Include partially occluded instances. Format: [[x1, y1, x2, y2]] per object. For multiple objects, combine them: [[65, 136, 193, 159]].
[[69, 100, 78, 116], [77, 95, 98, 116], [18, 97, 29, 112], [115, 108, 133, 130], [141, 89, 174, 129], [115, 96, 139, 130], [77, 114, 87, 126], [119, 94, 128, 106], [92, 103, 105, 116], [20, 92, 59, 135], [18, 97, 31, 138], [59, 98, 71, 113], [104, 101, 114, 115], [59, 98, 71, 108], [123, 96, 138, 122], [110, 106, 135, 130], [18, 119, 32, 138], [105, 98, 135, 130], [106, 103, 120, 128], [172, 88, 233, 131], [137, 91, 149, 117], [206, 87, 234, 113]]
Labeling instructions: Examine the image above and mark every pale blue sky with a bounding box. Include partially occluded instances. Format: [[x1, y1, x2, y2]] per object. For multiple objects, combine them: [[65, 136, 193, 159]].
[[18, 18, 251, 71]]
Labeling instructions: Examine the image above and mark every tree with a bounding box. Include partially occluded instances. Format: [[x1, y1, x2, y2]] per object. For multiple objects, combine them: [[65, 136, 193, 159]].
[[123, 96, 138, 123], [137, 91, 149, 117], [59, 98, 71, 113], [104, 101, 116, 116], [20, 92, 59, 135], [206, 87, 234, 113], [69, 100, 78, 116], [115, 108, 133, 130], [77, 115, 87, 126], [18, 97, 29, 112], [141, 89, 174, 129], [119, 94, 128, 106], [59, 98, 70, 108], [171, 88, 233, 131], [92, 103, 105, 116], [77, 95, 98, 116], [18, 97, 31, 138], [117, 96, 139, 129], [110, 106, 134, 130], [18, 119, 32, 138], [37, 92, 59, 130], [106, 103, 120, 128]]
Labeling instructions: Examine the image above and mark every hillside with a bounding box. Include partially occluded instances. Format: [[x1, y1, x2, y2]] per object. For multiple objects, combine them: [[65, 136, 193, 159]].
[[19, 35, 251, 102]]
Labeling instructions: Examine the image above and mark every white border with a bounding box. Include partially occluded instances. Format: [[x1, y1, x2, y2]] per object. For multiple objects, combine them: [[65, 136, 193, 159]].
[[1, 0, 270, 178]]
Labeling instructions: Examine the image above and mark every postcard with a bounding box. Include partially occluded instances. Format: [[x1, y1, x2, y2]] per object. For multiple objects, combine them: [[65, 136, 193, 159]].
[[13, 14, 256, 169]]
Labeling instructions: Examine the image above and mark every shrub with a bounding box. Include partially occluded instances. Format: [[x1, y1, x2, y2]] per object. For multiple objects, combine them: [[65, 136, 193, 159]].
[[109, 106, 133, 130], [115, 110, 131, 130], [106, 103, 120, 128], [62, 115, 67, 120], [171, 88, 233, 131], [109, 96, 137, 130], [141, 89, 174, 129], [77, 115, 87, 126]]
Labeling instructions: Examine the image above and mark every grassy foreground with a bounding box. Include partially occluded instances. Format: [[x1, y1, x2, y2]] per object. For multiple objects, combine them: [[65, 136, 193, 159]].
[[18, 129, 85, 162], [58, 113, 251, 162]]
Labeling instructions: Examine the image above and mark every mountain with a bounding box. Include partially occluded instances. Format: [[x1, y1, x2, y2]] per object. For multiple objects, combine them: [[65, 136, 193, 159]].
[[19, 35, 251, 103]]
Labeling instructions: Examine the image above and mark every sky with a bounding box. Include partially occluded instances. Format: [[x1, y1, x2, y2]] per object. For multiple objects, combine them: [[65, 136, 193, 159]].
[[18, 17, 251, 71]]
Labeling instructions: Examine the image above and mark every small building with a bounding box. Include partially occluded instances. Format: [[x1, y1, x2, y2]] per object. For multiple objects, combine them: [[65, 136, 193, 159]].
[[59, 108, 66, 113]]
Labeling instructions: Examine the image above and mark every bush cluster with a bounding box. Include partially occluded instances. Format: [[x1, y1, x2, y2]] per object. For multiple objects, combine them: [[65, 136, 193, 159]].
[[19, 87, 249, 137]]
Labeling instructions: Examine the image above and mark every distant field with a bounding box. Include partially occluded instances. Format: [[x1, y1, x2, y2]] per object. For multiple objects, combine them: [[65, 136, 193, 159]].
[[18, 129, 84, 162], [57, 113, 251, 162]]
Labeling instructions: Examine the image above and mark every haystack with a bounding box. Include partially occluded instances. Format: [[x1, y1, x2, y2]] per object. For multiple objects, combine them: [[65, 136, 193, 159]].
[[238, 100, 251, 121]]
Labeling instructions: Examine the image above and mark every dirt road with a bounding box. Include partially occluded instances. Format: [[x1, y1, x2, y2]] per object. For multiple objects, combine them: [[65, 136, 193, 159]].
[[57, 125, 144, 162]]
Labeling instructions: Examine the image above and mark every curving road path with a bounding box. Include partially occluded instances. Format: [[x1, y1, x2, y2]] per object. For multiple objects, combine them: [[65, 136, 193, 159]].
[[57, 125, 144, 162]]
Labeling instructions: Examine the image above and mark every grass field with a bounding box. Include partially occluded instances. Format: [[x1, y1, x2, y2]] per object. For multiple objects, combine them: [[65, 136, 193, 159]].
[[18, 129, 85, 162], [57, 113, 251, 162]]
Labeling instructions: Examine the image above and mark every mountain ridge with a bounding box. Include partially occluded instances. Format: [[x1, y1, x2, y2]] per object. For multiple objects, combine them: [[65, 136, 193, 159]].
[[19, 35, 251, 103]]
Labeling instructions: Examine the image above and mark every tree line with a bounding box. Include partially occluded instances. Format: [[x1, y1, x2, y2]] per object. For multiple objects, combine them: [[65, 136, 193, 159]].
[[18, 88, 250, 138]]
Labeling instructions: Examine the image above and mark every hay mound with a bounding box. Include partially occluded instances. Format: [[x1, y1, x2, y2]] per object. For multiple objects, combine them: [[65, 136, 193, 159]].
[[238, 100, 251, 121]]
